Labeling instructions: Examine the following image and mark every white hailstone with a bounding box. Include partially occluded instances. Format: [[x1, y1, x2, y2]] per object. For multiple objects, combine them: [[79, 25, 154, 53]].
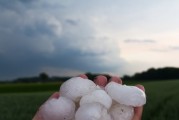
[[75, 102, 111, 120], [40, 97, 76, 120], [80, 89, 112, 109], [96, 85, 104, 90], [60, 77, 97, 102], [100, 108, 112, 120], [109, 104, 134, 120], [105, 82, 146, 107]]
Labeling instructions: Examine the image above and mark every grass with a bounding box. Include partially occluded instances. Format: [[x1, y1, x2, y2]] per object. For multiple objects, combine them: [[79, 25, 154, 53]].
[[0, 92, 52, 120], [0, 80, 179, 120], [141, 80, 179, 120], [0, 82, 61, 93]]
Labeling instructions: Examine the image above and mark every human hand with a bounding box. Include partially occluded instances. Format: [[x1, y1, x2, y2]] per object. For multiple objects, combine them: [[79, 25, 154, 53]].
[[95, 75, 144, 120], [93, 75, 144, 120], [33, 74, 145, 120]]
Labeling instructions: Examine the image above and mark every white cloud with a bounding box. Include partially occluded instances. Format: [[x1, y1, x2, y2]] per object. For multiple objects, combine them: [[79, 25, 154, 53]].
[[124, 39, 156, 43]]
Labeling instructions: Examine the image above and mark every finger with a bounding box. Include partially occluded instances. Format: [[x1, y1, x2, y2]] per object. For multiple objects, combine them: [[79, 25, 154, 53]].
[[136, 84, 145, 92], [78, 74, 88, 79], [109, 76, 123, 84], [32, 113, 42, 120], [94, 75, 107, 87], [47, 92, 60, 100], [33, 92, 60, 120], [132, 106, 143, 120], [132, 84, 145, 120]]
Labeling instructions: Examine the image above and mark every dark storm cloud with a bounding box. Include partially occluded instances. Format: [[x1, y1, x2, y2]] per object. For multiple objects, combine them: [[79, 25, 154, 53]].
[[65, 19, 79, 26], [0, 0, 126, 80]]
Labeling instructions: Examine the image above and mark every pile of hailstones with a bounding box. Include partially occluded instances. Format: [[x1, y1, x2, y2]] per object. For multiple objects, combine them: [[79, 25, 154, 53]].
[[41, 77, 146, 120]]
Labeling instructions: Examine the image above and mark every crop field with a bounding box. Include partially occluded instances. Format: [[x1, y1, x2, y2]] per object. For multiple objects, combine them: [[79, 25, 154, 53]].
[[0, 80, 179, 120]]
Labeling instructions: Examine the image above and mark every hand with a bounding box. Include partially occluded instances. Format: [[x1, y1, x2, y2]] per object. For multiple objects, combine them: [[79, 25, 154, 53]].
[[33, 75, 145, 120], [95, 75, 145, 120]]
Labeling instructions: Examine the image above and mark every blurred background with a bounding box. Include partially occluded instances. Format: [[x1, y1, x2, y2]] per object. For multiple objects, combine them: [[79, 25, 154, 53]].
[[0, 0, 179, 120]]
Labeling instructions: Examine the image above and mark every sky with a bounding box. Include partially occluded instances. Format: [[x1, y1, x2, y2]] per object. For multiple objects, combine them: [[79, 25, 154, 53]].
[[0, 0, 179, 80]]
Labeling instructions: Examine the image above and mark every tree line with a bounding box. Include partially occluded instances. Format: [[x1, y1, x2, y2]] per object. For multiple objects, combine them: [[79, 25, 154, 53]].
[[122, 67, 179, 81], [1, 67, 179, 83]]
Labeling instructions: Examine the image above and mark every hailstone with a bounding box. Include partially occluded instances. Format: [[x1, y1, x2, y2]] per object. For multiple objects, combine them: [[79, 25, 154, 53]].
[[40, 97, 76, 120], [110, 103, 134, 120], [60, 77, 97, 102], [105, 81, 146, 106], [75, 102, 111, 120], [80, 89, 112, 109]]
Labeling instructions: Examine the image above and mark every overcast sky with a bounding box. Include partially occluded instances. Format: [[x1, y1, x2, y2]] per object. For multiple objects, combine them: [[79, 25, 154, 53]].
[[0, 0, 179, 80]]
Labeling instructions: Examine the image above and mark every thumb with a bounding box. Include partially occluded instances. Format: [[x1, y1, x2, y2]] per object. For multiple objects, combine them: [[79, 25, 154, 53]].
[[132, 106, 143, 120], [132, 84, 145, 120]]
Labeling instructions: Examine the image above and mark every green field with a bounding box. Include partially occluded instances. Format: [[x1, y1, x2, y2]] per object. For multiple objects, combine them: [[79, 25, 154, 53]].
[[0, 80, 179, 120]]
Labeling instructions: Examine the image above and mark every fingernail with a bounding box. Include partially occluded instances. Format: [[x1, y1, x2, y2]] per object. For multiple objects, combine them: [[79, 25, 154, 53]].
[[136, 84, 145, 92], [94, 75, 107, 87], [78, 74, 88, 79], [109, 76, 122, 84]]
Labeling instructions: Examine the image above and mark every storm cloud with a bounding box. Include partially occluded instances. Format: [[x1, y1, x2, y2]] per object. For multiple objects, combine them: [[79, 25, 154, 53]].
[[1, 0, 179, 80], [0, 0, 125, 80]]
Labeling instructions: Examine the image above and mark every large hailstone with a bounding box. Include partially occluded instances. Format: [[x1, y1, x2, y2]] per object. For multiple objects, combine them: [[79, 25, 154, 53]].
[[105, 82, 146, 107], [80, 89, 112, 109], [60, 77, 97, 102], [75, 102, 112, 120], [110, 103, 134, 120], [40, 97, 76, 120]]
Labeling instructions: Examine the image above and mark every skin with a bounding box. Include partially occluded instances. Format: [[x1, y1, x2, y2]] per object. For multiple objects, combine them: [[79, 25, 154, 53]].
[[33, 75, 145, 120]]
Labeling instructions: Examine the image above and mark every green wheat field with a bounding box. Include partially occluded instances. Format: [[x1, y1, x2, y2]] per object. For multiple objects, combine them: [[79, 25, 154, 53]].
[[0, 80, 179, 120]]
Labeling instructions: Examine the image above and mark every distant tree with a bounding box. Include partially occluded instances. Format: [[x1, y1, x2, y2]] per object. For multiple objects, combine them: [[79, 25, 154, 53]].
[[39, 72, 49, 82], [85, 72, 111, 81], [122, 75, 131, 80], [130, 67, 179, 80]]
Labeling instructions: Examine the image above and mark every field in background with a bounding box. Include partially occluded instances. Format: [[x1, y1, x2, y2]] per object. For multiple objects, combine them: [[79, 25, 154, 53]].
[[0, 80, 179, 120]]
